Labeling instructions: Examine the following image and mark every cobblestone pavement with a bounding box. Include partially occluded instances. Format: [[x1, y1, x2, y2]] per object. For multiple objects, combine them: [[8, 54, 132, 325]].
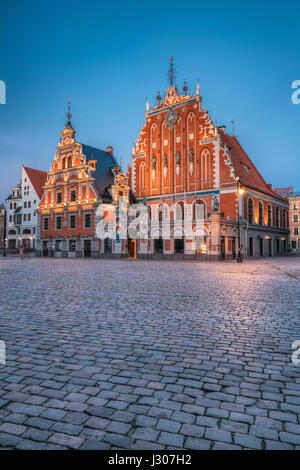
[[0, 256, 300, 450]]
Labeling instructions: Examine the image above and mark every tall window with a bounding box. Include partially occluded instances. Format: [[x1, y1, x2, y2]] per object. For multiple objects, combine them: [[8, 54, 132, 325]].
[[70, 190, 76, 202], [283, 209, 287, 228], [268, 204, 272, 226], [55, 240, 62, 251], [84, 213, 91, 228], [69, 214, 76, 229], [259, 201, 263, 225], [194, 200, 206, 220], [201, 149, 211, 183], [248, 198, 254, 224], [275, 207, 279, 228], [175, 202, 184, 221], [139, 162, 146, 192], [56, 191, 62, 204], [294, 214, 298, 222], [56, 216, 62, 230]]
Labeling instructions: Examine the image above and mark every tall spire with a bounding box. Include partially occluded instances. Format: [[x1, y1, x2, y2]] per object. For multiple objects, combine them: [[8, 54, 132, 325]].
[[167, 57, 176, 86], [66, 96, 73, 129]]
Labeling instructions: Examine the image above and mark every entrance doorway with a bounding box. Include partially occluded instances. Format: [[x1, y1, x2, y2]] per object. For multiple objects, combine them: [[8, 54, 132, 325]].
[[260, 238, 264, 256], [232, 238, 236, 258], [154, 238, 163, 254], [104, 238, 112, 255], [43, 241, 48, 257], [268, 239, 272, 256], [249, 238, 254, 257], [221, 237, 225, 258], [84, 239, 91, 257], [128, 239, 137, 259], [174, 238, 184, 253]]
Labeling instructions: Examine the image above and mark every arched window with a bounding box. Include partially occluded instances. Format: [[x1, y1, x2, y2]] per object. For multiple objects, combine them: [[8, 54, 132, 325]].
[[268, 204, 272, 226], [23, 229, 31, 234], [283, 209, 287, 229], [194, 200, 206, 220], [8, 229, 16, 235], [175, 202, 184, 221], [275, 207, 280, 228], [248, 198, 254, 224], [201, 149, 211, 184], [259, 201, 264, 225], [139, 162, 146, 192]]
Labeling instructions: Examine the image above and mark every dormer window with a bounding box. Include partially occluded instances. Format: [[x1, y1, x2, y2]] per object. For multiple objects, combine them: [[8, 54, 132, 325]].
[[242, 164, 251, 175]]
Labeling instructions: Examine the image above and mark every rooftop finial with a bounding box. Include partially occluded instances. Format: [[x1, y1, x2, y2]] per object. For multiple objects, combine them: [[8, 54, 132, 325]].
[[196, 78, 200, 96], [231, 120, 235, 136], [66, 96, 73, 129], [167, 57, 176, 86], [182, 78, 188, 95]]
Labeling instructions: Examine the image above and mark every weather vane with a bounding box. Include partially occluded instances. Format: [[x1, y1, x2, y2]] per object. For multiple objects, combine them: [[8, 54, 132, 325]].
[[167, 57, 176, 86], [66, 96, 73, 128]]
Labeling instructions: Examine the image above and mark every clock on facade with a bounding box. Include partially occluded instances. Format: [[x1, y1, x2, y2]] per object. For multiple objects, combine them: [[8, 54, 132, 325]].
[[165, 108, 178, 130]]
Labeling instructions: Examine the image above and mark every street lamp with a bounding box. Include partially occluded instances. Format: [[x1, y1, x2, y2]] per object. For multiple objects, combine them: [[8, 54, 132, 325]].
[[236, 177, 244, 263]]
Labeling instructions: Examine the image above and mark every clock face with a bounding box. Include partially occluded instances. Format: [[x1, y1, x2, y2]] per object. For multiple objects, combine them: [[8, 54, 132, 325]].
[[166, 108, 178, 129]]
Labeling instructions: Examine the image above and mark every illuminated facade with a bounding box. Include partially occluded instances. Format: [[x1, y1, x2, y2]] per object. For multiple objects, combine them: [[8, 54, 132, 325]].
[[129, 59, 289, 259], [288, 192, 300, 250], [37, 106, 131, 258]]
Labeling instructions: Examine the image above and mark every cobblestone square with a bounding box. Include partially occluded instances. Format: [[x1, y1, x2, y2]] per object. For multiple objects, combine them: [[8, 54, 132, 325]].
[[0, 257, 299, 450]]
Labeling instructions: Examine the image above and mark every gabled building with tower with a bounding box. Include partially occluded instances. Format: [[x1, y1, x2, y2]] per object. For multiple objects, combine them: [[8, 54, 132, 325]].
[[129, 58, 289, 259], [36, 100, 132, 258]]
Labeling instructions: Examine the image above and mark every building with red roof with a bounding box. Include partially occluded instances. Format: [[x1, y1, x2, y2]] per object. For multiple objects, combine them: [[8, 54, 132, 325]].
[[273, 187, 293, 198], [129, 59, 289, 259], [5, 166, 47, 251]]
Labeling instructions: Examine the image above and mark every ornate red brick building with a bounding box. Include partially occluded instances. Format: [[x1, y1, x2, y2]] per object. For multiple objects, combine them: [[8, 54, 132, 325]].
[[37, 103, 131, 258], [129, 59, 289, 259]]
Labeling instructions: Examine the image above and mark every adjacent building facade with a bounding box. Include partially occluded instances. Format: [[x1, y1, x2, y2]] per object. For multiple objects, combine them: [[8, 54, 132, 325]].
[[36, 112, 132, 258], [288, 191, 300, 251], [0, 203, 6, 252], [129, 59, 289, 259], [5, 166, 47, 251]]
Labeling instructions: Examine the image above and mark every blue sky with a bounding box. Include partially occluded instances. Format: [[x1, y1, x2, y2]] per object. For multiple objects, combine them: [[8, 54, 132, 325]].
[[0, 0, 299, 202]]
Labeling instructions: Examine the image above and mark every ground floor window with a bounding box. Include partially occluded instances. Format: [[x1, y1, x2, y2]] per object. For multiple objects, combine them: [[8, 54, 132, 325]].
[[69, 239, 76, 252], [55, 240, 62, 251]]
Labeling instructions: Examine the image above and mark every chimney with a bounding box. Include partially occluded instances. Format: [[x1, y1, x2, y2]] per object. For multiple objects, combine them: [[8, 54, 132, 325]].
[[106, 146, 113, 155]]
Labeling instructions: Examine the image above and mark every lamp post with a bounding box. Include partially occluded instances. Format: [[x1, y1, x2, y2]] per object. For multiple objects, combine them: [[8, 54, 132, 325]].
[[236, 177, 244, 263]]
